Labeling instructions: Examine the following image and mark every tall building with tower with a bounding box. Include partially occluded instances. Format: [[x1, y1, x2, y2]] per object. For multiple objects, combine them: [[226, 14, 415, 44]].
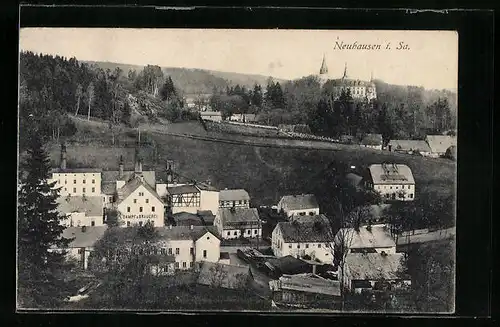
[[317, 55, 377, 101]]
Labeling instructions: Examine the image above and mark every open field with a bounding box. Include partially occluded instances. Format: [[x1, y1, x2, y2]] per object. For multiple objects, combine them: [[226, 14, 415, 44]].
[[42, 117, 456, 207]]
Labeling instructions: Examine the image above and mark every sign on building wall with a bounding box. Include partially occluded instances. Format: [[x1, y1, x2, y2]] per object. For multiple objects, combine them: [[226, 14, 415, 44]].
[[122, 214, 158, 220]]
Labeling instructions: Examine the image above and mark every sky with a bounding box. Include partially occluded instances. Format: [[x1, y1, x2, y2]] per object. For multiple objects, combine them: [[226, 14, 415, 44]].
[[19, 28, 458, 90]]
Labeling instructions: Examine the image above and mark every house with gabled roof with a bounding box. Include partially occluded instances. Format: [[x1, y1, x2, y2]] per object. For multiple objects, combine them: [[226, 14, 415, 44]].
[[360, 133, 383, 150], [387, 139, 432, 156], [214, 207, 262, 239], [425, 135, 457, 158], [334, 224, 397, 255], [56, 195, 104, 227], [277, 194, 320, 219], [219, 188, 251, 208], [366, 163, 415, 201], [271, 215, 334, 264]]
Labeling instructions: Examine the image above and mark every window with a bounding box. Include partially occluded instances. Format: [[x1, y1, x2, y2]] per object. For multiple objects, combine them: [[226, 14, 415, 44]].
[[409, 194, 414, 198], [306, 244, 309, 248], [238, 200, 242, 205], [134, 199, 137, 203], [139, 207, 143, 213], [299, 212, 305, 216], [77, 248, 84, 254], [152, 206, 155, 212], [109, 196, 112, 202], [309, 212, 314, 216], [227, 232, 230, 236], [65, 180, 67, 184], [390, 186, 392, 189], [297, 244, 300, 249], [182, 262, 187, 268], [74, 180, 76, 184], [92, 187, 95, 193], [168, 248, 172, 255], [139, 221, 143, 226], [83, 179, 86, 184], [91, 221, 95, 226], [175, 262, 179, 269], [161, 248, 166, 254], [289, 244, 292, 249], [151, 220, 155, 226], [233, 231, 237, 236], [203, 250, 207, 258], [254, 230, 258, 234], [127, 221, 130, 227], [408, 185, 411, 189], [247, 230, 250, 235], [190, 248, 194, 255], [325, 253, 329, 256], [190, 262, 194, 268], [64, 188, 67, 191], [318, 244, 321, 248], [73, 188, 76, 193], [146, 199, 149, 204], [82, 188, 86, 193], [92, 179, 95, 184], [127, 207, 131, 212], [175, 248, 180, 255]]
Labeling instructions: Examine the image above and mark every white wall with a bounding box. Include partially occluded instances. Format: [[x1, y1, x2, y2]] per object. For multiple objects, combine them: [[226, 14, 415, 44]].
[[51, 172, 101, 196], [117, 184, 164, 227], [374, 183, 415, 201], [272, 227, 333, 263], [195, 231, 220, 262], [61, 213, 104, 227], [287, 208, 320, 219], [200, 190, 219, 216], [219, 228, 262, 240]]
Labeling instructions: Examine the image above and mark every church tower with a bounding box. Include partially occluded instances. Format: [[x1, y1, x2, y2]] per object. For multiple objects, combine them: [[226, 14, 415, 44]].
[[342, 62, 348, 79], [318, 54, 329, 85]]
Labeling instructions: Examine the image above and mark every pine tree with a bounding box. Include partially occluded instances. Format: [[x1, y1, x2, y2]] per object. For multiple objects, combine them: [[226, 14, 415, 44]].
[[17, 132, 73, 308]]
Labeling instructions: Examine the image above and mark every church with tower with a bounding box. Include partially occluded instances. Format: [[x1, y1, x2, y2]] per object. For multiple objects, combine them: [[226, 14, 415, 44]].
[[317, 54, 377, 101]]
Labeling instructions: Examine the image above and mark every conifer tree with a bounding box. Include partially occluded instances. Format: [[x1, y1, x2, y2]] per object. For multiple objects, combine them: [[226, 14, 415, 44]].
[[17, 131, 73, 308]]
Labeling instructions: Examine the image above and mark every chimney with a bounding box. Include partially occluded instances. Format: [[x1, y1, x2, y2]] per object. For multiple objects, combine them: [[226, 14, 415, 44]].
[[60, 143, 67, 170], [81, 225, 87, 233], [119, 155, 124, 178]]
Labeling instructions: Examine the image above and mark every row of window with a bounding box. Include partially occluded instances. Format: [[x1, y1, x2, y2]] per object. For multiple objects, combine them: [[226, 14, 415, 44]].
[[126, 220, 155, 227], [296, 211, 317, 216], [226, 229, 259, 236], [158, 261, 194, 271], [219, 200, 248, 206], [126, 206, 156, 212], [284, 243, 327, 249], [377, 185, 412, 190], [133, 198, 150, 204], [59, 179, 96, 184], [56, 173, 98, 177], [63, 187, 96, 193], [127, 246, 208, 258], [383, 193, 414, 199]]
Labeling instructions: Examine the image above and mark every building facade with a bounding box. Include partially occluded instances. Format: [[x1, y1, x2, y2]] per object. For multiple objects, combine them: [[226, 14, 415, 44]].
[[156, 183, 219, 215], [219, 188, 250, 208], [277, 194, 320, 219], [56, 196, 104, 227], [214, 207, 262, 240], [366, 163, 416, 201]]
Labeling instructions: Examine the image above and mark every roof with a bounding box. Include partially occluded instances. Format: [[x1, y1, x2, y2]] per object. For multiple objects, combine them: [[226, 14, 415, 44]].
[[366, 204, 392, 219], [200, 111, 222, 116], [243, 114, 257, 121], [266, 255, 311, 275], [101, 170, 156, 190], [346, 173, 363, 188], [56, 196, 103, 217], [219, 189, 250, 201], [344, 253, 408, 281], [276, 217, 332, 243], [279, 274, 341, 296], [51, 168, 102, 174], [197, 210, 215, 225], [336, 225, 396, 249], [167, 184, 200, 195], [59, 226, 108, 248], [368, 164, 415, 185], [279, 194, 319, 211], [116, 177, 164, 205], [220, 252, 230, 260], [426, 135, 457, 153], [361, 134, 383, 146], [196, 183, 219, 192], [172, 212, 205, 226], [218, 207, 260, 228], [388, 140, 432, 152], [157, 225, 220, 241], [197, 262, 252, 289]]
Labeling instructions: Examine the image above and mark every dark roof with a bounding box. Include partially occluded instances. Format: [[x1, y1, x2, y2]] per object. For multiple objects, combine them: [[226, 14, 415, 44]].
[[101, 182, 117, 195], [101, 170, 156, 189], [114, 225, 221, 242], [276, 219, 332, 243], [361, 134, 383, 146], [56, 196, 103, 217], [50, 168, 102, 174], [266, 255, 311, 275], [172, 212, 205, 226], [344, 253, 408, 280], [368, 164, 415, 185], [58, 226, 108, 248], [219, 189, 250, 201], [197, 262, 253, 290], [167, 184, 200, 195], [346, 173, 363, 188], [279, 194, 319, 211], [218, 207, 260, 229], [330, 78, 374, 87], [116, 177, 164, 205]]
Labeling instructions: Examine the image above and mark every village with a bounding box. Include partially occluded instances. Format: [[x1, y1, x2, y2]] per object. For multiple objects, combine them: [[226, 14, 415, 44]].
[[46, 127, 456, 310]]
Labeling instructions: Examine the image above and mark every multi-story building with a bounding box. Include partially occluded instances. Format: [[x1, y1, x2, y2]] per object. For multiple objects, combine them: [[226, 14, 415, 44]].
[[317, 55, 377, 100], [365, 163, 415, 201], [219, 188, 250, 209], [56, 195, 104, 227], [277, 194, 320, 220], [156, 182, 219, 216], [214, 207, 262, 240], [272, 216, 334, 264]]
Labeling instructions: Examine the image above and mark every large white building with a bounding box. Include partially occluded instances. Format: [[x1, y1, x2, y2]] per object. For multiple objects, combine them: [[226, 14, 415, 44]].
[[277, 194, 320, 219], [317, 55, 377, 101], [272, 215, 334, 264], [214, 207, 262, 240], [365, 163, 416, 201]]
